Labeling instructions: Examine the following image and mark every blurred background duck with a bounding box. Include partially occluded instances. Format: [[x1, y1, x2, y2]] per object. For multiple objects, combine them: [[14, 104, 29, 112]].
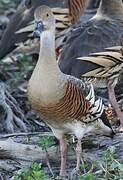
[[0, 0, 68, 59], [75, 0, 100, 24], [14, 0, 87, 59], [78, 46, 123, 131], [0, 0, 88, 59], [14, 0, 102, 57], [28, 5, 114, 178], [59, 0, 123, 75]]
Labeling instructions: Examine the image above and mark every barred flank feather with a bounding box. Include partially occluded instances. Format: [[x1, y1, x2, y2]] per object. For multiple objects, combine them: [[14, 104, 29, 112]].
[[30, 80, 91, 124], [68, 0, 87, 23]]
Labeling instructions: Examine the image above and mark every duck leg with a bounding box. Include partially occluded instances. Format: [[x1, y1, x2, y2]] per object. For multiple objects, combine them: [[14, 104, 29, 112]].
[[59, 137, 67, 178], [108, 84, 123, 131], [70, 139, 82, 179]]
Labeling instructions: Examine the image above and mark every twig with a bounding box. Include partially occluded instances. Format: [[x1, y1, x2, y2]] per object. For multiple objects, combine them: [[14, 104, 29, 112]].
[[45, 149, 54, 177], [0, 82, 28, 133], [80, 157, 86, 174], [0, 132, 53, 139]]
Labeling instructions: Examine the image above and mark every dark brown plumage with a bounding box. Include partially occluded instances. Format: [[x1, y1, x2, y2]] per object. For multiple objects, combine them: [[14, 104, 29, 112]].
[[59, 0, 123, 77], [79, 0, 100, 24]]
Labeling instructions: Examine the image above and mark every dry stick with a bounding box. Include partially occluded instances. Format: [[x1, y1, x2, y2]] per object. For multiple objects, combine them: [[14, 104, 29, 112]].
[[0, 132, 53, 139], [80, 156, 86, 174], [6, 91, 26, 121], [0, 139, 60, 163], [5, 90, 19, 106], [6, 97, 24, 118], [45, 148, 54, 177], [4, 103, 15, 133], [0, 83, 27, 132], [33, 119, 46, 127], [0, 83, 14, 132], [13, 115, 27, 132]]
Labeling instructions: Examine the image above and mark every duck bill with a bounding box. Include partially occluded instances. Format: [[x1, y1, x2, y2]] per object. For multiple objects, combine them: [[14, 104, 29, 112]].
[[33, 20, 44, 37]]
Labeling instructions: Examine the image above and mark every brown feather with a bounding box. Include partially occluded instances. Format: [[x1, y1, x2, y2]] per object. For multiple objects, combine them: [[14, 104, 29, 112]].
[[68, 0, 87, 24], [28, 80, 90, 125]]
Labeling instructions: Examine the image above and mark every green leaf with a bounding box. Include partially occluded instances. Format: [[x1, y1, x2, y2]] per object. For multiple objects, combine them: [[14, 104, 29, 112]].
[[110, 161, 119, 170], [38, 136, 55, 150], [118, 164, 123, 171], [14, 163, 48, 180], [80, 172, 95, 180]]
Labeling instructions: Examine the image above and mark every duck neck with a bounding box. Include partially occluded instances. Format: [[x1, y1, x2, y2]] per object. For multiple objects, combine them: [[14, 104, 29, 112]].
[[97, 0, 123, 19], [37, 28, 60, 74], [29, 28, 65, 103]]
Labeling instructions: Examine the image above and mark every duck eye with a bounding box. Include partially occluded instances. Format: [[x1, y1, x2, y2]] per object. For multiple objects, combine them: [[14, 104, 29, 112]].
[[46, 13, 49, 17]]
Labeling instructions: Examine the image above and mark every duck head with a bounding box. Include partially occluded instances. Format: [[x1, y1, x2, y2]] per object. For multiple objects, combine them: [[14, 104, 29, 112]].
[[33, 5, 55, 37]]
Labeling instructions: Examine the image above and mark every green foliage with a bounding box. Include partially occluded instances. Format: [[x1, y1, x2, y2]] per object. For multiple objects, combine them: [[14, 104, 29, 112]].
[[79, 160, 97, 180], [80, 172, 95, 180], [13, 145, 123, 180], [14, 163, 48, 180], [79, 146, 123, 180], [103, 146, 123, 180], [17, 54, 32, 70], [1, 54, 34, 89], [38, 135, 55, 150]]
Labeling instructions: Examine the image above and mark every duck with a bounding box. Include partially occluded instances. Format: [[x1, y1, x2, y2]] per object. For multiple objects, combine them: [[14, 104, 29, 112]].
[[59, 0, 123, 75], [78, 0, 101, 24], [78, 46, 123, 131], [28, 5, 114, 178], [15, 6, 72, 58], [14, 0, 103, 58], [14, 0, 87, 57], [0, 0, 68, 59], [14, 6, 71, 58]]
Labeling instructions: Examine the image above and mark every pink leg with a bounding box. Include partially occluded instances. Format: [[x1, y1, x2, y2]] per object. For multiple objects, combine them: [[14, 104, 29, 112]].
[[108, 85, 123, 130], [59, 137, 67, 178], [75, 139, 82, 171]]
